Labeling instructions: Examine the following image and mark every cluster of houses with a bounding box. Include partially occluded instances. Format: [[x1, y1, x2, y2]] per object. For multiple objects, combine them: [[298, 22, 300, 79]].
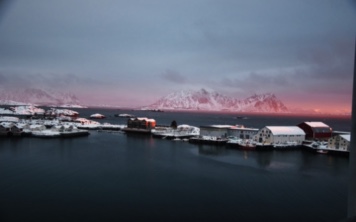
[[0, 116, 24, 136], [0, 105, 351, 154], [0, 116, 91, 138], [122, 117, 351, 154]]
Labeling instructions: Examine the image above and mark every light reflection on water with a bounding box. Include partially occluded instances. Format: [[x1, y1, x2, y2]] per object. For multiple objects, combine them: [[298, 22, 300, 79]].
[[191, 143, 348, 174]]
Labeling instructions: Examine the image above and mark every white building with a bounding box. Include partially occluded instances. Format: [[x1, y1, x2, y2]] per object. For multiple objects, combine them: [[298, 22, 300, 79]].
[[199, 125, 231, 138], [254, 126, 306, 145], [328, 134, 350, 152], [227, 125, 259, 139]]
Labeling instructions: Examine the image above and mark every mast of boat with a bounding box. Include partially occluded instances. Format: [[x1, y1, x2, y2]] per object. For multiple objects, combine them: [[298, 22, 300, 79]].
[[348, 36, 356, 219]]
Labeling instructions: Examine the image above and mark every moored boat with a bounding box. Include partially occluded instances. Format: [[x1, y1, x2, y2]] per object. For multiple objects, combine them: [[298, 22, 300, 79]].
[[90, 113, 105, 119], [227, 138, 256, 150], [115, 113, 135, 118], [151, 124, 200, 140], [316, 149, 329, 154], [189, 136, 228, 145]]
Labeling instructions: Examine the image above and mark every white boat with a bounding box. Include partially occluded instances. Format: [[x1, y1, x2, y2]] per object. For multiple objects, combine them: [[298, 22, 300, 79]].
[[273, 141, 300, 149], [189, 136, 229, 145], [45, 108, 79, 117], [115, 113, 135, 118], [31, 129, 61, 138], [74, 118, 101, 129], [316, 149, 328, 154], [227, 138, 256, 150], [31, 125, 89, 138], [10, 105, 45, 116], [303, 141, 330, 154], [90, 113, 105, 119], [151, 124, 200, 139]]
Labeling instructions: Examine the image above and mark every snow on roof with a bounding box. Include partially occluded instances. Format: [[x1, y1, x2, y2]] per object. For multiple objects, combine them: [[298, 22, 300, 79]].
[[340, 134, 350, 142], [49, 108, 79, 116], [303, 122, 329, 128], [12, 105, 45, 115], [75, 118, 100, 125], [29, 124, 46, 129], [134, 117, 156, 122], [177, 124, 199, 130], [266, 126, 306, 135], [0, 116, 19, 123], [0, 122, 14, 128], [229, 125, 259, 131], [202, 125, 233, 129], [0, 108, 14, 114]]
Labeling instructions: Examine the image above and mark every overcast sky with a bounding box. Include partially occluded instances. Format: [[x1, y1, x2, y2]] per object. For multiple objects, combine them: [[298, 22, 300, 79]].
[[0, 0, 355, 112]]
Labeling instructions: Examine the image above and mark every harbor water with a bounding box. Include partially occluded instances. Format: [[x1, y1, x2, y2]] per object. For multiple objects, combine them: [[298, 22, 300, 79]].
[[0, 108, 351, 221]]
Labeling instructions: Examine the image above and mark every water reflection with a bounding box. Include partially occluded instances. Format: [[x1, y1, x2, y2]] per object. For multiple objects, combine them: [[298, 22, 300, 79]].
[[198, 144, 226, 156], [243, 151, 248, 160], [256, 151, 273, 168]]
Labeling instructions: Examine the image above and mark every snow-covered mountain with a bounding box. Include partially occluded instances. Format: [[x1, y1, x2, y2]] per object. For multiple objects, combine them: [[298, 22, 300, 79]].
[[0, 88, 81, 106], [145, 89, 288, 113]]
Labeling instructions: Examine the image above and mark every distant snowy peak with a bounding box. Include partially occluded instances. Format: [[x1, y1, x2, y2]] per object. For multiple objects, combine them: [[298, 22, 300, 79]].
[[150, 89, 231, 110], [146, 89, 288, 113], [0, 88, 81, 106], [241, 93, 288, 113]]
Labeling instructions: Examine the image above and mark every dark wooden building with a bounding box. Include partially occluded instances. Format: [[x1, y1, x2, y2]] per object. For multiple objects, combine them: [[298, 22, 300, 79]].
[[297, 121, 332, 140]]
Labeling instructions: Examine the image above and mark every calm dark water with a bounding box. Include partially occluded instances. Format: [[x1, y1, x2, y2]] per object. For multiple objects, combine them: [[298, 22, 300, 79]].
[[0, 109, 351, 221]]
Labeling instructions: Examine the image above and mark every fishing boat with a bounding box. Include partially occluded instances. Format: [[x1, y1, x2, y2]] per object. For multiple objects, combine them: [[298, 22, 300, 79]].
[[227, 138, 256, 150]]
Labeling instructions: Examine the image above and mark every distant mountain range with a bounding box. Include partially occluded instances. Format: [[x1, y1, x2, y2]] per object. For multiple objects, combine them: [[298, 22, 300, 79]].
[[0, 88, 81, 107], [144, 89, 289, 113], [1, 87, 326, 114]]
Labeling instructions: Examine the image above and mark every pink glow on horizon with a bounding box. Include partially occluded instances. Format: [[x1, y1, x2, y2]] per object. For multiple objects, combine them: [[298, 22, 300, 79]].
[[64, 85, 352, 114]]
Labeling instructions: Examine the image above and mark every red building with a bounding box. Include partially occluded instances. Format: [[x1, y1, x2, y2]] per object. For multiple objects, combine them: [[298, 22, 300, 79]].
[[127, 117, 156, 130], [297, 121, 332, 140]]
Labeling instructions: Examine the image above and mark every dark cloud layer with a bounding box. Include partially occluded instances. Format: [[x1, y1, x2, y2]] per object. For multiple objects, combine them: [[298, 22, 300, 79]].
[[0, 0, 355, 110]]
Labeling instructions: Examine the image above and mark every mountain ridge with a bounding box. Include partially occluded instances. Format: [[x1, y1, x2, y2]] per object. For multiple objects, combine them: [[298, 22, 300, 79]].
[[0, 88, 81, 106], [144, 89, 289, 113]]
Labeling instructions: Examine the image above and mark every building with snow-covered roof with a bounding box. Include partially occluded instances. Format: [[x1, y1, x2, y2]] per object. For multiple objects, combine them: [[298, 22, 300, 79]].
[[0, 116, 19, 123], [0, 108, 14, 115], [327, 134, 350, 152], [199, 124, 259, 139], [45, 108, 79, 117], [0, 122, 12, 136], [227, 125, 259, 139], [254, 126, 305, 145], [10, 105, 45, 116], [127, 117, 156, 130], [199, 125, 232, 138], [297, 121, 332, 140], [0, 122, 23, 136]]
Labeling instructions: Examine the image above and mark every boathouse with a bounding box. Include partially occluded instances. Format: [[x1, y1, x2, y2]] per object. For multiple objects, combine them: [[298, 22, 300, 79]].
[[327, 134, 350, 152], [227, 125, 259, 139], [199, 125, 231, 138], [0, 122, 12, 136], [127, 117, 156, 130], [123, 117, 156, 134], [10, 124, 23, 136], [0, 122, 23, 136], [297, 121, 332, 140], [254, 126, 305, 145]]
